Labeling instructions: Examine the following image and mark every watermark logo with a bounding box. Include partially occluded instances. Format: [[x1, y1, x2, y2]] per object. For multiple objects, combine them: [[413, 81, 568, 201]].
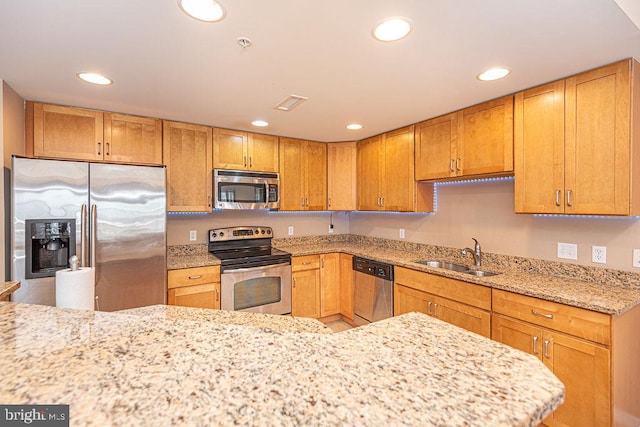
[[0, 405, 68, 426]]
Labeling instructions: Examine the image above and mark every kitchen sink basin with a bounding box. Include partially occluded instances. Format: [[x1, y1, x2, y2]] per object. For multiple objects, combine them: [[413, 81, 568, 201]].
[[414, 260, 500, 277]]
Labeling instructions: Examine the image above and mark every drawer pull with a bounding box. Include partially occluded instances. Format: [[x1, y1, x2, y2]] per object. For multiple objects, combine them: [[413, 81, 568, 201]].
[[531, 309, 553, 319], [188, 275, 203, 280], [301, 261, 312, 265], [433, 303, 438, 317], [532, 336, 539, 355], [543, 339, 551, 359], [427, 301, 432, 315]]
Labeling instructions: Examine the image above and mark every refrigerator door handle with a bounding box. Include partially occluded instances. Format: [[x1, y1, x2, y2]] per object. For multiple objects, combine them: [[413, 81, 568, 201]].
[[91, 204, 97, 268], [81, 203, 88, 267]]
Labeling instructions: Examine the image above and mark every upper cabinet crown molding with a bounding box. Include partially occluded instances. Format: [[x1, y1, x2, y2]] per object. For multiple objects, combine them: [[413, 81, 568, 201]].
[[26, 102, 162, 165], [415, 95, 514, 181], [515, 58, 640, 216], [213, 127, 279, 173]]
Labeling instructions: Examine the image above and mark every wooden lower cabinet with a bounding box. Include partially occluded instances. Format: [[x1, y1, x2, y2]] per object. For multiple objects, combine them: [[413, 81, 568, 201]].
[[292, 256, 321, 318], [167, 266, 220, 309], [393, 266, 491, 338], [339, 254, 354, 320], [320, 253, 340, 317]]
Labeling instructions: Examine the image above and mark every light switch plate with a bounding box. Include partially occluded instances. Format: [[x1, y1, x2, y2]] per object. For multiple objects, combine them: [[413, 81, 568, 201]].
[[557, 242, 578, 260], [288, 226, 294, 236], [189, 230, 197, 241], [633, 249, 640, 268], [399, 229, 405, 239]]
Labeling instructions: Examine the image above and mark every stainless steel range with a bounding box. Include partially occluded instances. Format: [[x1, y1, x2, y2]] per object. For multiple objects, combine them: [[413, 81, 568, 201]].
[[209, 226, 292, 315]]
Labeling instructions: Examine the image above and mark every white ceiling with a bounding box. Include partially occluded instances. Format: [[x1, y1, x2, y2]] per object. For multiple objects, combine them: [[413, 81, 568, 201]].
[[1, 0, 639, 142]]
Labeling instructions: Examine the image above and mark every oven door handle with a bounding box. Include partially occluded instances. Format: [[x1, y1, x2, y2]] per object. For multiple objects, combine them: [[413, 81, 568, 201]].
[[222, 262, 291, 274]]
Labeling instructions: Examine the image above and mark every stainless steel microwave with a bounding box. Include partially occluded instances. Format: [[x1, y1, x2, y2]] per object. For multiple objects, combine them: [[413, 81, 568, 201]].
[[213, 169, 279, 210]]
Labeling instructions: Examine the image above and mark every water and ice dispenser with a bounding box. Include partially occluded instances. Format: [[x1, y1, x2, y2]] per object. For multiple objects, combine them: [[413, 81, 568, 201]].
[[25, 219, 76, 279]]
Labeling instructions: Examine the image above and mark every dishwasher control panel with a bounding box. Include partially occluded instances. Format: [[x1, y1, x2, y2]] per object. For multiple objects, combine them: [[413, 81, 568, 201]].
[[352, 257, 394, 281]]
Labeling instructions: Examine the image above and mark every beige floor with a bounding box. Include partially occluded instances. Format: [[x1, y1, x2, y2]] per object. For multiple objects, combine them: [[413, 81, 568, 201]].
[[323, 320, 354, 333]]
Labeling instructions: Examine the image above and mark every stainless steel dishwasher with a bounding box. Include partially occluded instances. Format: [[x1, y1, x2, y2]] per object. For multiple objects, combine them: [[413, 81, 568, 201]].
[[352, 256, 394, 326]]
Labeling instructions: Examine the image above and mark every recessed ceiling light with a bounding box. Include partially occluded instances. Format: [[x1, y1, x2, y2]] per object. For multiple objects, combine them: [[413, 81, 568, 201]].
[[372, 17, 412, 42], [77, 72, 113, 85], [477, 67, 511, 81], [346, 123, 363, 130], [178, 0, 225, 22], [252, 120, 269, 127]]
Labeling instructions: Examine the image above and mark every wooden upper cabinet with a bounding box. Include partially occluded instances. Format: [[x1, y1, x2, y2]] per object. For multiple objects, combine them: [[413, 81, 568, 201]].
[[458, 95, 514, 177], [357, 127, 433, 212], [514, 81, 565, 214], [415, 96, 513, 181], [279, 137, 326, 211], [327, 142, 356, 210], [27, 102, 162, 165], [163, 120, 213, 212], [103, 113, 162, 165], [515, 59, 639, 215], [213, 128, 278, 172], [415, 112, 458, 180], [28, 102, 103, 162]]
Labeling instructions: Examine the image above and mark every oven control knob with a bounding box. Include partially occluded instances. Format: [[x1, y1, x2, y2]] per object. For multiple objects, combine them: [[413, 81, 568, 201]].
[[267, 229, 271, 234], [219, 232, 224, 237], [255, 229, 259, 234], [211, 232, 217, 239], [261, 229, 265, 234]]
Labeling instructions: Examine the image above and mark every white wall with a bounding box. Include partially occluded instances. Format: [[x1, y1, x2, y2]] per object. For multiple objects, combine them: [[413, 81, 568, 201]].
[[350, 178, 640, 272]]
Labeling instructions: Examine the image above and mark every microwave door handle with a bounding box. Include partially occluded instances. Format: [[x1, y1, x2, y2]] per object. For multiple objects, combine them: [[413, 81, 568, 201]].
[[223, 262, 290, 273]]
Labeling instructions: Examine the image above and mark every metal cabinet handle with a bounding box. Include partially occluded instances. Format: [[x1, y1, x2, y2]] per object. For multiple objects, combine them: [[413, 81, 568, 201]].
[[321, 258, 324, 268], [450, 159, 455, 172], [328, 197, 331, 207], [293, 278, 296, 288], [301, 198, 305, 207], [380, 197, 384, 207], [555, 190, 561, 207], [531, 309, 553, 319], [215, 289, 219, 302], [243, 156, 247, 167], [543, 339, 551, 359], [566, 190, 573, 207], [533, 336, 539, 355], [97, 142, 102, 156], [188, 275, 202, 280], [433, 303, 438, 317], [456, 158, 461, 172], [249, 156, 253, 168], [305, 197, 309, 207], [427, 301, 432, 315], [301, 261, 312, 265], [208, 196, 212, 207], [105, 142, 110, 156]]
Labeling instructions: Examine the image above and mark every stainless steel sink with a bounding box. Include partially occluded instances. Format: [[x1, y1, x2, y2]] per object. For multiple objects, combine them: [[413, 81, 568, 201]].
[[414, 260, 500, 277]]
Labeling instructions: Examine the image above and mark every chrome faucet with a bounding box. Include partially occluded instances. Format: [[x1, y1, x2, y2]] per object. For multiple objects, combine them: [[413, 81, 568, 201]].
[[461, 238, 482, 267]]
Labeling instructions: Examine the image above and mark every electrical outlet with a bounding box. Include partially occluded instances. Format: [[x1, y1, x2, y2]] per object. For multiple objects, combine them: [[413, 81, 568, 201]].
[[189, 230, 197, 241], [288, 226, 294, 236], [592, 246, 606, 264], [328, 224, 334, 234], [399, 229, 405, 239], [557, 242, 577, 260], [633, 249, 640, 268]]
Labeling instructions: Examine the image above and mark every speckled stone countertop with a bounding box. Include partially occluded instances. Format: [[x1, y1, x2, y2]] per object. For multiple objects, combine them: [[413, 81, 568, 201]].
[[119, 304, 332, 334], [1, 302, 563, 426], [0, 281, 20, 300], [167, 244, 220, 270]]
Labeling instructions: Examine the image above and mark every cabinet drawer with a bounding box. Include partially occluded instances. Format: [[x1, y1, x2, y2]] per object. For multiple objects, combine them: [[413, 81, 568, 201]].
[[168, 283, 219, 309], [395, 266, 491, 310], [292, 255, 320, 272], [167, 266, 220, 289], [492, 289, 610, 346]]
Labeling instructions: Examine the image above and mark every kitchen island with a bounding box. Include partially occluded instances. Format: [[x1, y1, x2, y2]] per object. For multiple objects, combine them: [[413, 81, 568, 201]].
[[0, 302, 563, 426]]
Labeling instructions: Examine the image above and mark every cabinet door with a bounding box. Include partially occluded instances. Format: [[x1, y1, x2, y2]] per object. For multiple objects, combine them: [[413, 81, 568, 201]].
[[327, 142, 356, 210], [542, 331, 611, 427], [248, 133, 279, 172], [31, 103, 103, 161], [514, 81, 565, 213], [339, 254, 354, 320], [430, 294, 491, 338], [292, 269, 320, 318], [279, 138, 306, 210], [163, 121, 213, 212], [320, 253, 340, 317], [458, 95, 514, 177], [213, 128, 248, 170], [394, 284, 430, 316], [565, 60, 631, 215], [357, 136, 383, 210], [305, 141, 327, 210], [168, 283, 218, 309], [103, 113, 163, 165], [415, 113, 458, 180], [492, 314, 543, 357], [383, 126, 415, 211]]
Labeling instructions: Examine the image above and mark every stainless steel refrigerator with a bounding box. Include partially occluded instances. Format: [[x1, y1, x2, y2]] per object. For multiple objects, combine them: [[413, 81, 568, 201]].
[[11, 157, 167, 311]]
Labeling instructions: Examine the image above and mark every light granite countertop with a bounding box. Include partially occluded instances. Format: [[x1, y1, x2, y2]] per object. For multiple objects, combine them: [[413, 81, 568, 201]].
[[0, 302, 563, 426], [0, 281, 20, 300], [167, 235, 640, 315]]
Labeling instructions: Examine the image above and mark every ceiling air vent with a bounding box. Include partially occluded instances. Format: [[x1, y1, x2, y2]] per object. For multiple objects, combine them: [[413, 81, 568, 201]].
[[275, 94, 308, 111]]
